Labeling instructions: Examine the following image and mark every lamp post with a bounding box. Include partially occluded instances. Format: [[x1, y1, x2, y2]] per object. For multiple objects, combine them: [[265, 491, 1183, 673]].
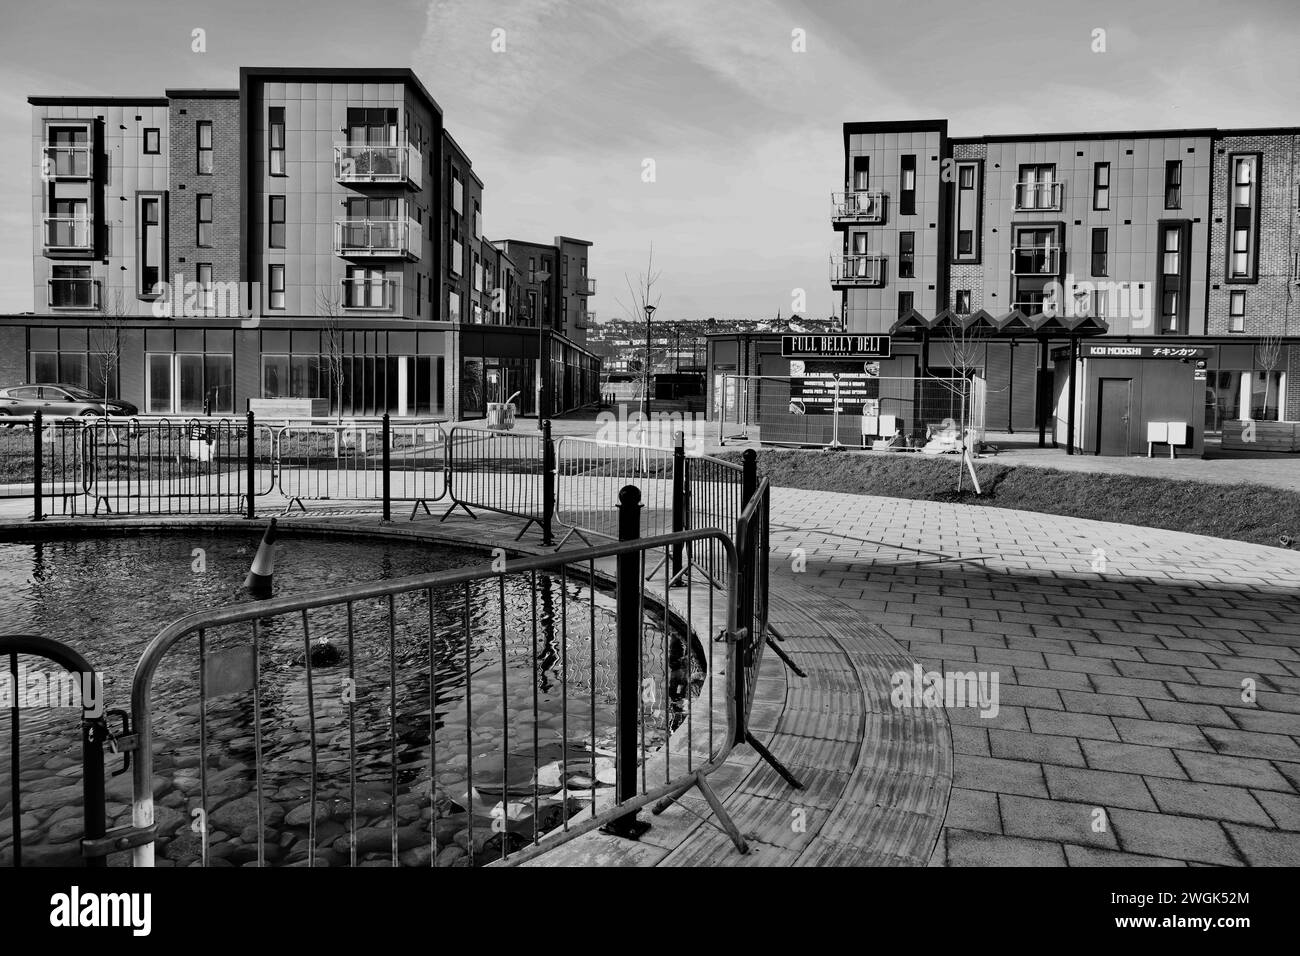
[[532, 267, 551, 418], [642, 303, 656, 418]]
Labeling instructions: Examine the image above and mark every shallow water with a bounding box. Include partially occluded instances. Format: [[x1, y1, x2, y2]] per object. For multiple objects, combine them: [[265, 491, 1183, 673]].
[[0, 531, 702, 866]]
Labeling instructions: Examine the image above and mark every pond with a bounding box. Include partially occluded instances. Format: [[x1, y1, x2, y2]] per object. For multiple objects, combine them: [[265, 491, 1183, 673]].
[[0, 529, 705, 867]]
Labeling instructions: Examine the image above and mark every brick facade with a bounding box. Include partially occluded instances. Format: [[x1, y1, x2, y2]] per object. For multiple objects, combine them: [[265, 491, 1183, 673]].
[[167, 94, 241, 289], [949, 141, 986, 311]]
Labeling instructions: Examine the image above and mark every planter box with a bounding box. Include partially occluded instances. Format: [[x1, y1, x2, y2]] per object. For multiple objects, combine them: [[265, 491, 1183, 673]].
[[1222, 420, 1300, 452]]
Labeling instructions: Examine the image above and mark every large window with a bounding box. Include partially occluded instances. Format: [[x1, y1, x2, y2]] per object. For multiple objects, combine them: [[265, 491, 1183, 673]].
[[268, 264, 285, 310], [145, 352, 233, 414], [1091, 228, 1108, 277], [344, 266, 388, 308], [1229, 291, 1246, 332], [1017, 164, 1057, 210], [852, 155, 868, 191], [50, 265, 94, 308], [1165, 160, 1182, 209], [266, 352, 443, 417], [268, 107, 286, 176], [898, 232, 915, 278], [1229, 155, 1259, 280], [196, 121, 213, 174], [139, 194, 164, 295]]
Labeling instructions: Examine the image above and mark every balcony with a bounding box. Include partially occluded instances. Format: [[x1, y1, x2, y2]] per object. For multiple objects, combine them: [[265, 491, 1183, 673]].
[[334, 143, 423, 189], [334, 218, 422, 260], [44, 217, 92, 254], [42, 143, 92, 180], [47, 277, 99, 310], [575, 276, 596, 296], [1014, 181, 1063, 211], [1011, 245, 1062, 275], [340, 275, 401, 312], [830, 254, 887, 288], [831, 190, 887, 224]]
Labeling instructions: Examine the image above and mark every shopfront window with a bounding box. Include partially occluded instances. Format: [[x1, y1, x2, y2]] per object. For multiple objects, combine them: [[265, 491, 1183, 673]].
[[146, 352, 233, 414]]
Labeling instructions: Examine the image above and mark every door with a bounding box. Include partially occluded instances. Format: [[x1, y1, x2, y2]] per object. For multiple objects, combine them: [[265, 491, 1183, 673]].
[[1097, 378, 1132, 456]]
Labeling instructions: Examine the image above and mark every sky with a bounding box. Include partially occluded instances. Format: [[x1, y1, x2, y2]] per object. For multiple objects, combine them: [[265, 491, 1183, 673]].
[[2, 0, 1298, 322]]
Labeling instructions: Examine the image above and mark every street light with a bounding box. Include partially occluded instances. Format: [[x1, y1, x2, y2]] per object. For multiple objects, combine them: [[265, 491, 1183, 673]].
[[642, 303, 656, 418], [532, 267, 551, 418]]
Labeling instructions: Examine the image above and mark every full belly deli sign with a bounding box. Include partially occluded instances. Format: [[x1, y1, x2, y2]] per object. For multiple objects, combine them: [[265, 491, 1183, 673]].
[[781, 334, 891, 359]]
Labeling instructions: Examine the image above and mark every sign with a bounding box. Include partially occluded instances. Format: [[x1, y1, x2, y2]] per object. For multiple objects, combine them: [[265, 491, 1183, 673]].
[[1082, 344, 1210, 359], [790, 371, 877, 413], [781, 334, 891, 359]]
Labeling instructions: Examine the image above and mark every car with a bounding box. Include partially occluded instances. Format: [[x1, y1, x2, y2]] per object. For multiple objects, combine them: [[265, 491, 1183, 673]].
[[0, 384, 139, 424]]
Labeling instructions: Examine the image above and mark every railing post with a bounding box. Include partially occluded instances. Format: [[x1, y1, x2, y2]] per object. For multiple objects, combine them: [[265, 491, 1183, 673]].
[[541, 419, 555, 545], [604, 484, 649, 839], [381, 413, 392, 522], [740, 447, 757, 513], [245, 411, 256, 519], [31, 410, 43, 522], [670, 430, 685, 577], [734, 449, 758, 744]]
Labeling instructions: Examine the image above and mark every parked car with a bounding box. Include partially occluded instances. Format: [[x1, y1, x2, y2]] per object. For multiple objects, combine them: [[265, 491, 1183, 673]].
[[0, 384, 138, 424]]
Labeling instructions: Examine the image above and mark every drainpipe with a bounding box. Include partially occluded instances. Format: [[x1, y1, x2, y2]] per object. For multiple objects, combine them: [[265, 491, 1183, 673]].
[[1066, 336, 1078, 455]]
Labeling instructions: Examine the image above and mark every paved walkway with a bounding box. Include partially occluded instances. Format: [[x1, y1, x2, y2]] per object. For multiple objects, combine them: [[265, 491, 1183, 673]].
[[769, 490, 1300, 865]]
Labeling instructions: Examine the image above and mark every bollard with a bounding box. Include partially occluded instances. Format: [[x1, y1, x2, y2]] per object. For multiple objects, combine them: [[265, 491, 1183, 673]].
[[541, 419, 555, 545], [243, 517, 278, 598], [381, 414, 392, 523], [603, 484, 650, 840], [32, 410, 43, 522]]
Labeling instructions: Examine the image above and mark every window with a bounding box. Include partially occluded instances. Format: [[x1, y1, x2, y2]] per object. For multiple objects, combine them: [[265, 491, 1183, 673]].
[[955, 290, 971, 314], [346, 108, 397, 146], [959, 165, 975, 189], [144, 128, 160, 155], [196, 121, 213, 174], [196, 194, 212, 247], [1017, 164, 1057, 209], [898, 232, 915, 278], [1229, 155, 1258, 280], [268, 195, 286, 248], [1165, 161, 1182, 209], [1093, 162, 1110, 210], [269, 107, 286, 175], [138, 195, 163, 295], [449, 289, 461, 322], [452, 169, 463, 216], [899, 155, 916, 215], [898, 291, 914, 316], [1091, 228, 1108, 277], [146, 351, 233, 414], [852, 156, 869, 191], [1162, 226, 1181, 276], [49, 265, 94, 308], [474, 199, 482, 239], [196, 263, 214, 313], [344, 266, 386, 309], [957, 230, 973, 256], [268, 264, 285, 310], [1159, 224, 1186, 333], [1229, 291, 1246, 332], [46, 125, 90, 177]]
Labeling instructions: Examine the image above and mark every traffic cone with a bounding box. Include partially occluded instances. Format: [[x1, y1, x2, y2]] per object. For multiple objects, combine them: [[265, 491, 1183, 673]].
[[243, 518, 278, 598]]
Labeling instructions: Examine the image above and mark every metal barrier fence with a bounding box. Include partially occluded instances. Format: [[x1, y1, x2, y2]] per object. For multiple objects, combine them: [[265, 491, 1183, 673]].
[[554, 436, 674, 545], [442, 424, 552, 542], [0, 634, 116, 869], [278, 419, 447, 516], [117, 499, 756, 868], [718, 374, 980, 450]]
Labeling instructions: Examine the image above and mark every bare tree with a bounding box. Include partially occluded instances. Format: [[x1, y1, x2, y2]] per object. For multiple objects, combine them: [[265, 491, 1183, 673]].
[[89, 289, 128, 414], [617, 244, 663, 419], [926, 318, 997, 493], [316, 287, 347, 425]]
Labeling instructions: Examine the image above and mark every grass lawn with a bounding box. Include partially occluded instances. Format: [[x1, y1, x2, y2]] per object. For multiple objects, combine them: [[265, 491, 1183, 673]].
[[718, 449, 1300, 551]]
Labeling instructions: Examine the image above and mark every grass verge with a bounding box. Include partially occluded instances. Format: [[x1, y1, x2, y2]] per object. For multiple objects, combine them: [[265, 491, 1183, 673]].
[[718, 449, 1300, 551]]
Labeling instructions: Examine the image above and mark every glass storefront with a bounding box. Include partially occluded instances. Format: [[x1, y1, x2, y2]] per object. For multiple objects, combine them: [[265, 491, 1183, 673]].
[[262, 353, 443, 417], [145, 352, 234, 414]]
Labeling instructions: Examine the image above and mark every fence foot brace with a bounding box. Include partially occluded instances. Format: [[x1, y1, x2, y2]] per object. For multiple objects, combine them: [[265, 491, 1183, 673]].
[[764, 638, 807, 679], [440, 501, 476, 522], [693, 772, 749, 854], [666, 557, 723, 590], [745, 731, 805, 791], [408, 499, 434, 521], [280, 497, 307, 516], [553, 526, 594, 551], [91, 495, 112, 516], [513, 517, 540, 542]]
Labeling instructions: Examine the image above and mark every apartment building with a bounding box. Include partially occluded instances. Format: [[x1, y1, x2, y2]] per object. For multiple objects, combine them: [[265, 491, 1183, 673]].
[[3, 67, 600, 421], [825, 119, 1299, 454]]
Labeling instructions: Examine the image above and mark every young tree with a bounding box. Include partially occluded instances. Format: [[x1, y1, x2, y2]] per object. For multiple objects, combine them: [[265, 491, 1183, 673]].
[[316, 286, 347, 425], [89, 289, 128, 414], [926, 316, 995, 493], [617, 244, 663, 420]]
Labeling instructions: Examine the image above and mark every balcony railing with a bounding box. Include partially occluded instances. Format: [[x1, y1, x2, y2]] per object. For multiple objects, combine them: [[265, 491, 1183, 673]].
[[42, 143, 92, 179], [47, 277, 100, 309], [1011, 245, 1062, 275], [1014, 181, 1063, 211], [333, 218, 422, 260], [829, 254, 887, 287], [340, 276, 401, 311], [575, 276, 596, 296], [44, 216, 92, 252], [334, 142, 423, 189], [831, 190, 887, 223]]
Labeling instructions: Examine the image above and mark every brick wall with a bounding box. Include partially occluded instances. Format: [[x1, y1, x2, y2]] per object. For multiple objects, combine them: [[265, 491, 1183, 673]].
[[167, 96, 241, 288], [949, 141, 986, 310], [1206, 132, 1300, 336]]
